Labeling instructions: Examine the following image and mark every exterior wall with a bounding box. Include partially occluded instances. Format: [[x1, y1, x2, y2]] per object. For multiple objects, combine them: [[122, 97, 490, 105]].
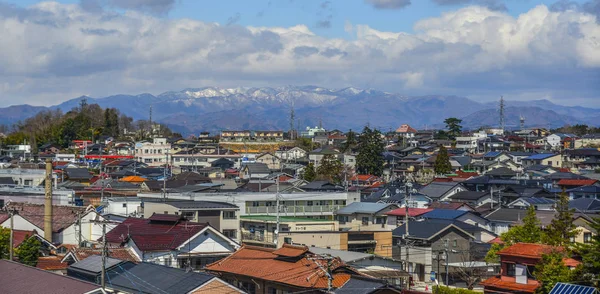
[[374, 231, 394, 257], [241, 219, 339, 245], [338, 213, 390, 231], [0, 169, 47, 187], [134, 138, 172, 167], [456, 214, 490, 230], [1, 214, 42, 235], [541, 155, 562, 168], [275, 148, 307, 161], [191, 278, 244, 294], [255, 153, 281, 170], [573, 218, 595, 244], [276, 231, 344, 249], [105, 199, 142, 216]]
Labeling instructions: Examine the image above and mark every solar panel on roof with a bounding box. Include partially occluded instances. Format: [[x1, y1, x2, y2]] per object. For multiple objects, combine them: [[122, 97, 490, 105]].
[[549, 283, 598, 294]]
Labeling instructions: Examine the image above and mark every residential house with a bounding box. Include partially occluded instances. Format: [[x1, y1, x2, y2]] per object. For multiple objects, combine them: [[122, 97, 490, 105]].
[[335, 276, 404, 293], [385, 208, 432, 227], [575, 134, 600, 148], [0, 260, 102, 294], [420, 209, 492, 234], [206, 244, 359, 294], [239, 162, 271, 180], [142, 200, 241, 240], [418, 182, 466, 201], [569, 198, 600, 213], [220, 130, 251, 142], [254, 130, 284, 142], [480, 243, 578, 294], [134, 138, 172, 167], [557, 179, 598, 190], [300, 180, 344, 192], [521, 153, 562, 168], [396, 124, 418, 147], [103, 214, 240, 269], [309, 247, 407, 287], [507, 197, 556, 211], [429, 201, 475, 211], [573, 214, 597, 244], [211, 157, 235, 170], [455, 136, 480, 152], [309, 146, 341, 168], [335, 202, 399, 231], [255, 152, 281, 170], [1, 203, 108, 246], [275, 146, 308, 162], [240, 215, 338, 247], [1, 144, 32, 160], [446, 191, 494, 207], [484, 208, 557, 235]]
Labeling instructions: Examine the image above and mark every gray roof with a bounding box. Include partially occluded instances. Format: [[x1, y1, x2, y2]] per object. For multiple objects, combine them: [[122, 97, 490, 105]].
[[150, 200, 238, 210], [485, 208, 557, 226], [418, 182, 460, 199], [69, 255, 126, 274], [569, 198, 600, 212], [242, 162, 271, 174], [109, 262, 215, 294], [309, 247, 372, 263], [392, 219, 476, 240], [335, 276, 389, 294], [64, 168, 92, 180], [335, 202, 397, 215], [485, 167, 517, 177], [450, 191, 489, 201]]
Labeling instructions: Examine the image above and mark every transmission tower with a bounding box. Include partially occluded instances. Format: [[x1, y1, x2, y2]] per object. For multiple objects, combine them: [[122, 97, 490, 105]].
[[289, 101, 295, 140], [520, 114, 525, 130], [499, 96, 505, 133]]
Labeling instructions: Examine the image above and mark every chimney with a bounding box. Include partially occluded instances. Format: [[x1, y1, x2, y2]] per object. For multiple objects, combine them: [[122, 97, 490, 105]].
[[44, 159, 53, 242]]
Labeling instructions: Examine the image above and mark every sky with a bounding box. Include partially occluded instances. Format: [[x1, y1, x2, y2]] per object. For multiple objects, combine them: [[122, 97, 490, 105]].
[[0, 0, 598, 107]]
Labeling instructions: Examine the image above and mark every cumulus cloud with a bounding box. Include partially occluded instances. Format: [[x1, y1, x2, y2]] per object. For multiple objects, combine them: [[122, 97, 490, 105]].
[[0, 2, 598, 106], [365, 0, 411, 9]]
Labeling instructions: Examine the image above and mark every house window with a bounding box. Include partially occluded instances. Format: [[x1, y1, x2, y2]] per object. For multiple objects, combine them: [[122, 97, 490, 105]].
[[453, 240, 457, 247], [122, 203, 127, 208], [265, 202, 273, 207], [307, 201, 314, 206], [584, 232, 592, 243], [318, 200, 328, 206], [375, 217, 385, 224], [506, 263, 516, 277], [338, 216, 348, 224], [223, 230, 237, 239], [268, 287, 277, 294], [182, 211, 195, 220], [252, 201, 260, 207], [362, 217, 369, 225], [284, 237, 292, 244], [223, 211, 236, 219]]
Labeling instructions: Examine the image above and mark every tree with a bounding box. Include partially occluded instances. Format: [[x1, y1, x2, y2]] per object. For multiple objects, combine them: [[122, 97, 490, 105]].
[[485, 206, 543, 263], [444, 117, 463, 140], [103, 108, 120, 138], [543, 191, 578, 247], [316, 154, 343, 184], [356, 126, 384, 176], [303, 162, 317, 182], [574, 217, 600, 287], [534, 251, 575, 294], [341, 129, 357, 152], [16, 235, 40, 266], [0, 227, 9, 260], [434, 146, 452, 175]]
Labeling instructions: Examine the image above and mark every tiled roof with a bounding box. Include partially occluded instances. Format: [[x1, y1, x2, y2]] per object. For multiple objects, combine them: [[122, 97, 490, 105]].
[[103, 217, 206, 251], [395, 124, 417, 133], [335, 202, 396, 215], [422, 209, 469, 220], [6, 203, 87, 233], [429, 201, 474, 210], [12, 230, 36, 248], [119, 175, 146, 182], [70, 247, 140, 263], [450, 191, 489, 201], [206, 245, 352, 289], [481, 276, 539, 293], [557, 179, 598, 186], [497, 243, 559, 259], [524, 153, 558, 160], [36, 256, 69, 271], [385, 208, 432, 217], [1, 260, 98, 294], [272, 244, 308, 257], [562, 258, 581, 268], [488, 237, 504, 245]]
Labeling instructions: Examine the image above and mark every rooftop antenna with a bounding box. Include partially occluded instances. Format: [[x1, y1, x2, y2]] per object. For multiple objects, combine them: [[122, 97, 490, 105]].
[[499, 96, 505, 133]]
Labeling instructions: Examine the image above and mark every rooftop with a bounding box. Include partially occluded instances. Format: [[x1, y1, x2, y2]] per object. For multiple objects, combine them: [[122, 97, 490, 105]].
[[497, 243, 559, 259], [385, 208, 432, 217], [241, 215, 334, 223], [335, 202, 396, 215]]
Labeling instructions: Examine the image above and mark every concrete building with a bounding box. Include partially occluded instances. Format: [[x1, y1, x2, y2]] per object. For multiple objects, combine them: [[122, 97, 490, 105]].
[[134, 138, 172, 167], [240, 215, 338, 247]]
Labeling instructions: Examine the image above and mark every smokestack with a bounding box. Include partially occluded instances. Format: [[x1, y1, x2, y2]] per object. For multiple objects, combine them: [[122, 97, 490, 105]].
[[44, 159, 53, 242]]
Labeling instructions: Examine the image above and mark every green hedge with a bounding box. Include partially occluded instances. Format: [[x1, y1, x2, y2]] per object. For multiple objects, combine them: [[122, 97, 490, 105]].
[[433, 286, 482, 294]]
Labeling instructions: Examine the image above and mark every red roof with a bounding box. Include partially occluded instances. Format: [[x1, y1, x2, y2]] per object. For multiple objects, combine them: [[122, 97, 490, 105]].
[[562, 257, 581, 267], [349, 175, 379, 182], [429, 201, 474, 211], [104, 217, 206, 252], [385, 208, 432, 217], [488, 236, 504, 245], [6, 203, 88, 233], [395, 124, 417, 133], [36, 256, 69, 271], [12, 230, 36, 248], [497, 243, 560, 259], [206, 245, 352, 289], [272, 244, 308, 257], [69, 247, 140, 263], [557, 179, 598, 186], [480, 276, 539, 293]]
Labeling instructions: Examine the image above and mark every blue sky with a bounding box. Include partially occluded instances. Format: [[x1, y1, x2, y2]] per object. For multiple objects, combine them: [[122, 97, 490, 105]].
[[0, 0, 598, 107]]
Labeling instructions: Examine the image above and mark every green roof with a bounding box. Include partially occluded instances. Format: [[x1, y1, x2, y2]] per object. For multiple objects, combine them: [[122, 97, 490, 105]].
[[240, 215, 333, 223]]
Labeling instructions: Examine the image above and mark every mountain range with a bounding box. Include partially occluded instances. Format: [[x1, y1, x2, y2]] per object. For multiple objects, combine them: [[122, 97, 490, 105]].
[[0, 86, 598, 135]]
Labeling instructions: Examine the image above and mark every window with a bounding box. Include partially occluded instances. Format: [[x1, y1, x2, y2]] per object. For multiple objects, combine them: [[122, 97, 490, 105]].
[[284, 237, 292, 244], [223, 211, 236, 219], [252, 201, 260, 207], [506, 263, 516, 277], [307, 201, 314, 206], [122, 203, 127, 208], [584, 232, 592, 243], [223, 230, 237, 239], [362, 217, 369, 225], [453, 240, 457, 247], [375, 217, 385, 224], [182, 211, 195, 220], [570, 236, 576, 243], [265, 201, 273, 207], [338, 216, 348, 224], [318, 200, 328, 206]]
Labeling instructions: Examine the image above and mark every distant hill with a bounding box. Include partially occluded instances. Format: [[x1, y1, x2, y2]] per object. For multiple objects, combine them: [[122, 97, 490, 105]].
[[1, 86, 598, 134]]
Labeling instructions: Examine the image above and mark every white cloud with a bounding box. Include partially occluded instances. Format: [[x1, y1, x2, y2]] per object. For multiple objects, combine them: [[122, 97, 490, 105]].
[[0, 2, 598, 106]]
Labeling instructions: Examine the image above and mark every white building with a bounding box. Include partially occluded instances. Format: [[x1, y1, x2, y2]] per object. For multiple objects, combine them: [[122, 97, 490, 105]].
[[1, 144, 32, 160], [54, 154, 76, 163], [135, 138, 172, 167], [275, 147, 307, 161], [300, 126, 326, 138]]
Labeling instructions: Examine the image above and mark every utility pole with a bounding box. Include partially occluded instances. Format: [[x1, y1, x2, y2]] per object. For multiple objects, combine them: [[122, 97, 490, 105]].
[[404, 180, 412, 289], [100, 161, 105, 203], [444, 239, 449, 286], [77, 212, 83, 247], [309, 255, 334, 292], [101, 222, 107, 290], [9, 209, 15, 260], [275, 177, 280, 247], [163, 152, 167, 201]]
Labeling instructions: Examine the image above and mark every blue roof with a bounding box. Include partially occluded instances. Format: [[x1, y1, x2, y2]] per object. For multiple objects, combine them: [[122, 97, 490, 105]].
[[484, 151, 502, 158], [549, 283, 598, 294], [422, 209, 468, 220], [567, 185, 600, 193], [525, 153, 558, 160], [521, 197, 556, 205]]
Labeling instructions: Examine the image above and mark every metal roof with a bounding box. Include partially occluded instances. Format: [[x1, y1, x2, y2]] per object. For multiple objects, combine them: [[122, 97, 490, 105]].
[[550, 283, 599, 294], [422, 209, 468, 220], [335, 202, 396, 215], [524, 153, 559, 160], [484, 151, 503, 158], [69, 255, 126, 274]]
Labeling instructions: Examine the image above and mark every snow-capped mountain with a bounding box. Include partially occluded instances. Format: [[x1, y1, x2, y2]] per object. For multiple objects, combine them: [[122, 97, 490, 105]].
[[1, 86, 598, 134]]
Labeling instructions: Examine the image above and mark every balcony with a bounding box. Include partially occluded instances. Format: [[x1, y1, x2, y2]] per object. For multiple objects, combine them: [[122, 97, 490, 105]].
[[245, 205, 343, 216]]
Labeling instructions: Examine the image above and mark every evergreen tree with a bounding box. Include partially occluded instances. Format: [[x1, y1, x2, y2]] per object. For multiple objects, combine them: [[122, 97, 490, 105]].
[[0, 227, 9, 260], [303, 162, 317, 182], [341, 129, 357, 152], [16, 235, 40, 266], [534, 251, 575, 294], [356, 126, 384, 176], [485, 206, 543, 263], [316, 154, 344, 184], [434, 146, 453, 175], [543, 191, 578, 247], [574, 217, 600, 287], [444, 117, 463, 140]]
